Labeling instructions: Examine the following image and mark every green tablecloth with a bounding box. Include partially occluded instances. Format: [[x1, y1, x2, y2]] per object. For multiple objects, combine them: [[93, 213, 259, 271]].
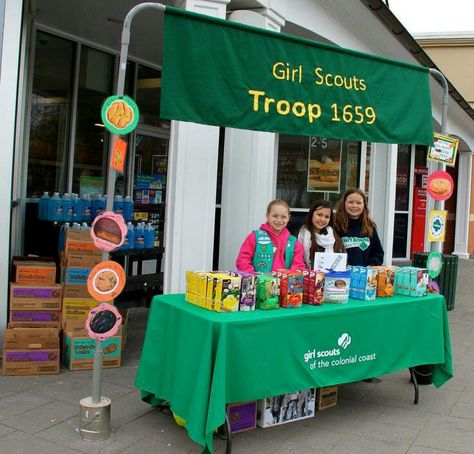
[[135, 293, 453, 453]]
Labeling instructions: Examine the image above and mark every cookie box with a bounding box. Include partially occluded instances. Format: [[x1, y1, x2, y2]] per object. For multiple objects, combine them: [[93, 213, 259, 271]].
[[2, 327, 60, 376], [10, 283, 62, 311], [62, 321, 121, 370]]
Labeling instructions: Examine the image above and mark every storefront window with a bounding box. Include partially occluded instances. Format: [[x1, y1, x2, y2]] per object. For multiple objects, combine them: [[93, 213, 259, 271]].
[[276, 134, 360, 209], [26, 32, 74, 197], [393, 144, 412, 259], [136, 65, 169, 129], [72, 46, 114, 196]]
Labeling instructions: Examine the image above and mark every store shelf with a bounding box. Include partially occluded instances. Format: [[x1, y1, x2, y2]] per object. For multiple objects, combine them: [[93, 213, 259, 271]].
[[111, 247, 164, 258]]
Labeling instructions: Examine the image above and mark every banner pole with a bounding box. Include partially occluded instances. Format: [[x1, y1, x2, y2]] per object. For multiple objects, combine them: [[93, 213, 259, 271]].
[[427, 68, 448, 254], [79, 3, 167, 442], [105, 3, 166, 212]]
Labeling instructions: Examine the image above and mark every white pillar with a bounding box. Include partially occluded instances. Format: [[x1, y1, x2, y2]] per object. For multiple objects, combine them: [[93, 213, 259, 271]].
[[0, 0, 22, 341], [453, 152, 472, 259], [368, 143, 397, 265], [163, 0, 230, 293], [219, 8, 285, 270]]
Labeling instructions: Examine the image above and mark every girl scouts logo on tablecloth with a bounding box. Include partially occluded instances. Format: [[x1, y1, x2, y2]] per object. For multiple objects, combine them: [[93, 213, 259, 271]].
[[428, 210, 447, 242], [101, 95, 139, 135], [427, 251, 443, 278]]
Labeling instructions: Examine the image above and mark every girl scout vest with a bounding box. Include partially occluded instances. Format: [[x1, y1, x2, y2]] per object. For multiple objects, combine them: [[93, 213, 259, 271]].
[[252, 229, 296, 272]]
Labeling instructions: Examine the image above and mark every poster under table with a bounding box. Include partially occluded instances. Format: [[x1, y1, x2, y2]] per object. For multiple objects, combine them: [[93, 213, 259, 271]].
[[135, 294, 452, 453]]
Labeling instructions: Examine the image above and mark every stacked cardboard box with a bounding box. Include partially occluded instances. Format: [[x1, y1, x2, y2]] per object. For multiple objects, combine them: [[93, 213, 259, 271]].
[[3, 257, 61, 375], [60, 229, 122, 370], [9, 258, 61, 328], [60, 229, 102, 327]]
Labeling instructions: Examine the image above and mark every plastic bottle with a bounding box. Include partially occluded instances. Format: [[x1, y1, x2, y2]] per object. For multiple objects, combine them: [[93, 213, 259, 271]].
[[123, 196, 134, 222], [62, 193, 73, 222], [127, 222, 135, 250], [71, 222, 81, 230], [58, 222, 70, 251], [144, 223, 155, 248], [48, 192, 62, 222], [38, 192, 50, 220], [92, 194, 106, 219], [113, 195, 124, 216], [81, 222, 90, 231], [72, 193, 81, 222], [135, 222, 145, 249], [81, 194, 92, 222]]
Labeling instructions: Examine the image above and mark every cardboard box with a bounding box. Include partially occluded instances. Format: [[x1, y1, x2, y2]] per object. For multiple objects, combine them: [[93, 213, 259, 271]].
[[62, 283, 90, 299], [257, 389, 315, 427], [61, 252, 102, 268], [12, 257, 56, 285], [62, 321, 121, 370], [316, 386, 338, 410], [64, 229, 101, 256], [276, 270, 303, 308], [227, 402, 257, 433], [9, 310, 61, 328], [61, 266, 92, 285], [3, 327, 60, 376], [62, 297, 101, 322], [10, 283, 62, 311]]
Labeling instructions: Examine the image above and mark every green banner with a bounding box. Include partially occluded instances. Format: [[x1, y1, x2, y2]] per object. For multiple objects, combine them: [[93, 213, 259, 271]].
[[161, 7, 434, 146]]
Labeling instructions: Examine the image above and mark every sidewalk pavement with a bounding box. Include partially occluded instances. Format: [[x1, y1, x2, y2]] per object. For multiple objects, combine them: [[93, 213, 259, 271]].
[[1, 260, 474, 454]]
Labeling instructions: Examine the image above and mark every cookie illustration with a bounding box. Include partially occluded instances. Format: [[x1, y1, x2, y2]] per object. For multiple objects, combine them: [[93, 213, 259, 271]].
[[429, 178, 450, 196], [94, 270, 118, 293], [106, 100, 133, 129]]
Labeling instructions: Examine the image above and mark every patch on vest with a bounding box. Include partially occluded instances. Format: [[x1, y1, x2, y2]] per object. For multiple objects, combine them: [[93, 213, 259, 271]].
[[342, 236, 370, 251]]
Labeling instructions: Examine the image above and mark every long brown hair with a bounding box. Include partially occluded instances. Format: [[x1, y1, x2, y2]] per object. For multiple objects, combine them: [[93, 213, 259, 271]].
[[334, 188, 375, 237], [301, 200, 345, 260]]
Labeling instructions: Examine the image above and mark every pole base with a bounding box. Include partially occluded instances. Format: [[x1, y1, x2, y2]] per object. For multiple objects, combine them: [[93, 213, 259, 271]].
[[79, 396, 112, 441]]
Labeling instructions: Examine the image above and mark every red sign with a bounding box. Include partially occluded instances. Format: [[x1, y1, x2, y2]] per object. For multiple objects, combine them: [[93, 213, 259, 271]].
[[111, 138, 127, 173]]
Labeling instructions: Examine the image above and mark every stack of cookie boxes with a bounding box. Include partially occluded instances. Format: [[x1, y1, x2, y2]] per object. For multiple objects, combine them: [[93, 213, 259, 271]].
[[60, 229, 122, 370], [3, 257, 61, 375]]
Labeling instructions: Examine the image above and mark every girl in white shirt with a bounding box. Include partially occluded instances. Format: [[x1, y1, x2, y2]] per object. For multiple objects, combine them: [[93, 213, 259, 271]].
[[298, 200, 345, 269]]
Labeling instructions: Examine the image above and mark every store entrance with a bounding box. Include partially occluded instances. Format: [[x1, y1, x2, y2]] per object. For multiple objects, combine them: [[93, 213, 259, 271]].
[[113, 130, 169, 308]]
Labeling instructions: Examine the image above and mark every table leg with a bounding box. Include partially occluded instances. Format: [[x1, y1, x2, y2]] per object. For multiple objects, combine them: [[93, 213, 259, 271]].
[[225, 414, 232, 454], [409, 367, 419, 405]]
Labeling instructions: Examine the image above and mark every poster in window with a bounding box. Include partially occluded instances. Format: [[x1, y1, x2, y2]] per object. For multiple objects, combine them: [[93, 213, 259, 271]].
[[152, 155, 168, 175], [307, 137, 342, 193], [427, 133, 459, 167]]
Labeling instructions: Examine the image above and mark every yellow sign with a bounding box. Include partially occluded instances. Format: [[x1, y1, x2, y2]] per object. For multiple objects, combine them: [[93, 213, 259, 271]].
[[428, 210, 447, 242]]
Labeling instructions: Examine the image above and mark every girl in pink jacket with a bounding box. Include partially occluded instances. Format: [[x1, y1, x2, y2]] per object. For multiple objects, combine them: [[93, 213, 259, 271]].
[[236, 199, 306, 273]]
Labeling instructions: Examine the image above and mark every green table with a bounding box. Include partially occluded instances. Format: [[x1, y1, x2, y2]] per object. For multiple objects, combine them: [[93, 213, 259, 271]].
[[135, 294, 453, 453]]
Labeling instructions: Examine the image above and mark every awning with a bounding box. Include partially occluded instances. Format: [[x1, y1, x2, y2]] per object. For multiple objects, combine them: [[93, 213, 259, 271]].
[[161, 7, 434, 146]]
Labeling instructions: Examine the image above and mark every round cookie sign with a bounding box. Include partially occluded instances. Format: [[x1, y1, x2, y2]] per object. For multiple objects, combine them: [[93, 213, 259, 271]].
[[427, 170, 453, 201], [86, 303, 122, 341], [91, 211, 127, 252], [87, 261, 125, 302], [101, 95, 139, 135]]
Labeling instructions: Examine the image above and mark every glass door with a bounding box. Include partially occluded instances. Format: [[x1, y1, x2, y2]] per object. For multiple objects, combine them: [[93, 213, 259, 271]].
[[132, 130, 169, 250], [393, 144, 414, 259]]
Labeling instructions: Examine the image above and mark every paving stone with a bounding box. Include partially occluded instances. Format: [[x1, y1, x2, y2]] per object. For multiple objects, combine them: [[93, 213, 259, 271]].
[[413, 414, 474, 453], [0, 422, 16, 437], [0, 391, 51, 421], [330, 432, 412, 453], [0, 430, 82, 453], [1, 400, 78, 434], [109, 389, 156, 428], [31, 375, 134, 405]]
